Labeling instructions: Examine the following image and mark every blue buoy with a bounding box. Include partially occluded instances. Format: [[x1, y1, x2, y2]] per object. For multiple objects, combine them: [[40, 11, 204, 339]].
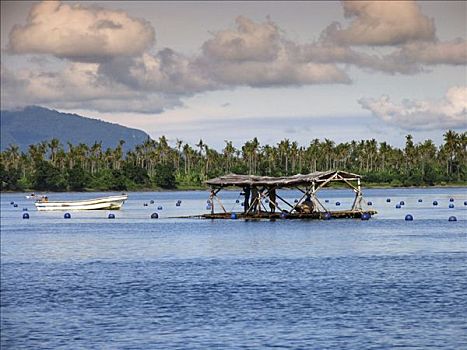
[[10, 201, 14, 205], [449, 198, 454, 202], [448, 216, 457, 222], [108, 213, 115, 219], [396, 204, 401, 209], [433, 201, 438, 206], [13, 204, 18, 208], [151, 213, 159, 219], [405, 214, 413, 221], [64, 213, 71, 219], [157, 206, 163, 210], [323, 212, 331, 220], [367, 201, 372, 206], [235, 199, 240, 203], [418, 199, 423, 203], [231, 213, 237, 220], [400, 201, 405, 206], [22, 208, 28, 211], [325, 199, 329, 203], [361, 213, 371, 220], [150, 200, 154, 204], [449, 204, 454, 208], [280, 211, 288, 219], [22, 213, 29, 219], [336, 202, 341, 206], [386, 198, 391, 203]]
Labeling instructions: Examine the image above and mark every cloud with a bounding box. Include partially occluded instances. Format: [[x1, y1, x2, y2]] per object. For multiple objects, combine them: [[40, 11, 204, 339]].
[[323, 0, 435, 46], [7, 0, 155, 62], [359, 86, 467, 130]]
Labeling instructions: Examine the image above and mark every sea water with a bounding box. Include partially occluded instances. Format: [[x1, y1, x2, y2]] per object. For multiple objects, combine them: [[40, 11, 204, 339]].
[[1, 188, 466, 349]]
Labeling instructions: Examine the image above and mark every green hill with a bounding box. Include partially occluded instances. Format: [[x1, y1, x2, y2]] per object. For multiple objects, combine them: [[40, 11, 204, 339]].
[[1, 106, 150, 152]]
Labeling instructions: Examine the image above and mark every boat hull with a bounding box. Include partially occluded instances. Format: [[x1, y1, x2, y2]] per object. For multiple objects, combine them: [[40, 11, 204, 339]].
[[34, 195, 128, 211]]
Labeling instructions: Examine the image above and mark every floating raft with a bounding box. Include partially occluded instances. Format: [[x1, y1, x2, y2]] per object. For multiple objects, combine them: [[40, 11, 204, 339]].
[[185, 170, 378, 220], [195, 210, 377, 220]]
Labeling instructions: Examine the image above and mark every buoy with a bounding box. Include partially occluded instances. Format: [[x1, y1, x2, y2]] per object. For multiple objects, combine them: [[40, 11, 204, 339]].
[[400, 201, 405, 206], [361, 213, 371, 220], [449, 204, 454, 208], [449, 198, 454, 202], [177, 200, 182, 204], [386, 198, 391, 203], [433, 201, 438, 206], [151, 213, 159, 219], [294, 199, 298, 203], [448, 216, 457, 222], [280, 212, 288, 219], [176, 203, 180, 207], [157, 206, 163, 210], [108, 213, 115, 219], [64, 213, 71, 219], [265, 199, 269, 203], [13, 204, 18, 208], [231, 213, 237, 220], [367, 201, 372, 206], [464, 201, 467, 206], [418, 199, 423, 203], [22, 208, 28, 211], [241, 202, 244, 207], [150, 200, 154, 204], [405, 214, 413, 221], [396, 204, 401, 209], [336, 202, 341, 206], [323, 212, 331, 220], [10, 201, 14, 205], [143, 203, 148, 207], [325, 199, 329, 203], [22, 213, 29, 219]]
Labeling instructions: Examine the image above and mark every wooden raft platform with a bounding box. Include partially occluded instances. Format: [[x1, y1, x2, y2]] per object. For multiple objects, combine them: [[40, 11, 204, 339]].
[[192, 210, 377, 220]]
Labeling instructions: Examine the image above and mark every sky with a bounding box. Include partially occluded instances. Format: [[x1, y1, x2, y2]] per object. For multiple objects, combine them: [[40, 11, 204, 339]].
[[1, 0, 466, 150]]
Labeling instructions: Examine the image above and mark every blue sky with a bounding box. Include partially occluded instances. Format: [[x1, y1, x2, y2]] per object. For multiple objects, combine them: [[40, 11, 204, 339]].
[[1, 1, 466, 149]]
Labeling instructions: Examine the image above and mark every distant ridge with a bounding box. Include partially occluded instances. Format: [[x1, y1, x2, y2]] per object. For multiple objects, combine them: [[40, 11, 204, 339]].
[[0, 106, 151, 152]]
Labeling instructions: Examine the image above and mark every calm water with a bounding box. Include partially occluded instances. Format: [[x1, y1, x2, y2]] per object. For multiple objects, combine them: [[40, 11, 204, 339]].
[[1, 188, 466, 349]]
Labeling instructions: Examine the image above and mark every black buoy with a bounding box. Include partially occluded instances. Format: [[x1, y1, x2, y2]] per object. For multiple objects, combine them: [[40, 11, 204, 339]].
[[449, 204, 454, 208], [13, 204, 18, 208], [400, 201, 405, 206], [294, 199, 299, 203], [236, 199, 240, 203], [448, 216, 457, 222], [151, 212, 159, 219], [265, 199, 269, 203], [433, 201, 438, 206], [143, 203, 148, 207], [323, 212, 331, 220], [231, 213, 237, 220], [150, 200, 155, 204], [177, 200, 182, 204], [157, 206, 163, 210], [405, 214, 413, 221], [22, 208, 28, 211], [241, 202, 244, 207], [108, 213, 115, 219], [449, 198, 454, 202], [418, 199, 423, 203], [336, 202, 341, 206], [367, 201, 373, 206], [22, 213, 30, 219], [176, 202, 181, 207], [386, 198, 391, 203], [361, 212, 371, 220], [464, 201, 467, 206], [325, 199, 329, 203], [396, 204, 401, 209], [10, 201, 14, 205], [64, 213, 71, 219]]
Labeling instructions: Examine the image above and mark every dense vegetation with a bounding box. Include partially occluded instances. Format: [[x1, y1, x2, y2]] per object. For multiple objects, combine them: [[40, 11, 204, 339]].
[[0, 131, 465, 192]]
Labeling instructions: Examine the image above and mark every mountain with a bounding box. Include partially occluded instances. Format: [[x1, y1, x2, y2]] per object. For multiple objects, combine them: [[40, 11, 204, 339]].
[[1, 106, 151, 152]]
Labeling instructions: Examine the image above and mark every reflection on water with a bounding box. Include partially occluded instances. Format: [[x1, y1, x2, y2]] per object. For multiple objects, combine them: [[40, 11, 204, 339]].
[[1, 188, 466, 349]]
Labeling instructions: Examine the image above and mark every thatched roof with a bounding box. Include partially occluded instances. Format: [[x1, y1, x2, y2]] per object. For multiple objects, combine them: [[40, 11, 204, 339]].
[[205, 170, 361, 188]]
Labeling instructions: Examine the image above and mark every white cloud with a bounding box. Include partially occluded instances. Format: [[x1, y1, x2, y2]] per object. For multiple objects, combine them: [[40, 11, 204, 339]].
[[359, 86, 467, 130], [7, 1, 155, 62], [323, 1, 435, 46]]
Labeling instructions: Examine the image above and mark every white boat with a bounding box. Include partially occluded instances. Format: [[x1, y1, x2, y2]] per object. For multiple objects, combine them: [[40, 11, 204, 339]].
[[34, 194, 128, 211]]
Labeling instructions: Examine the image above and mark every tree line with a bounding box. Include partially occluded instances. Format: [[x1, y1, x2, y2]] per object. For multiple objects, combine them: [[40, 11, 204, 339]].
[[0, 130, 465, 192]]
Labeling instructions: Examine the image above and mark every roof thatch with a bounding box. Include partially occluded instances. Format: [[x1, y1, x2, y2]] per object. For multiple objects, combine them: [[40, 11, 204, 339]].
[[205, 170, 361, 188]]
